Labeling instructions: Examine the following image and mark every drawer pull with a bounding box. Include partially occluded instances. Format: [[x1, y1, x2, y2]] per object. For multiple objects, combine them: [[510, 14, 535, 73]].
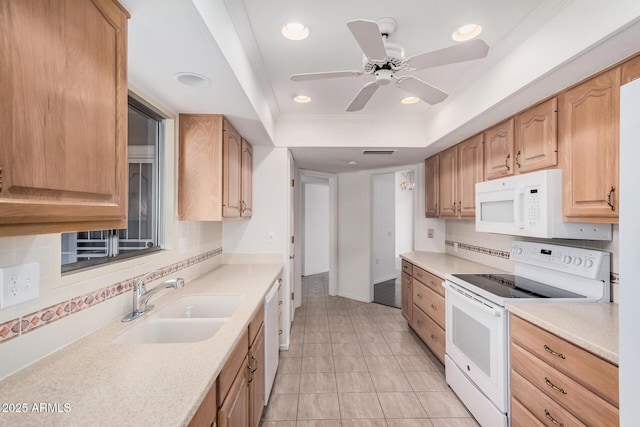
[[278, 300, 283, 305], [417, 293, 422, 298], [430, 304, 437, 311], [545, 377, 567, 395], [544, 345, 566, 359], [416, 320, 422, 326], [430, 334, 437, 342], [279, 329, 282, 335], [544, 409, 565, 427], [250, 355, 258, 373]]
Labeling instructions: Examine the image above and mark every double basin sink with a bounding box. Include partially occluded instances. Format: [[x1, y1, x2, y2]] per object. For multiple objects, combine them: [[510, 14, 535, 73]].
[[113, 295, 244, 345]]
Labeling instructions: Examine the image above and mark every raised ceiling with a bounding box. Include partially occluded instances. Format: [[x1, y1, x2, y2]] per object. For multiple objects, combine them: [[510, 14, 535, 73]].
[[121, 0, 640, 173]]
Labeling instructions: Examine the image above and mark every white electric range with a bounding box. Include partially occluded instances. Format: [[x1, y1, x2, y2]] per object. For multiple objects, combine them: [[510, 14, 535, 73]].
[[443, 241, 610, 427]]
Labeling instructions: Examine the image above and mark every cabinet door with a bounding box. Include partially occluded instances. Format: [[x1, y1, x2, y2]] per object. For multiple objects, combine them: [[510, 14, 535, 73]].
[[622, 55, 640, 85], [218, 355, 249, 427], [249, 325, 265, 427], [559, 68, 619, 222], [515, 98, 558, 173], [179, 114, 224, 221], [189, 380, 217, 427], [0, 0, 129, 236], [457, 134, 484, 217], [401, 272, 412, 322], [438, 146, 458, 218], [484, 119, 515, 180], [223, 121, 242, 218], [424, 155, 439, 217], [240, 139, 253, 217]]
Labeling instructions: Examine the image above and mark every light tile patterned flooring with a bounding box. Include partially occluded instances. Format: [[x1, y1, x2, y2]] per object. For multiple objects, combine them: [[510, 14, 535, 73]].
[[262, 273, 479, 427]]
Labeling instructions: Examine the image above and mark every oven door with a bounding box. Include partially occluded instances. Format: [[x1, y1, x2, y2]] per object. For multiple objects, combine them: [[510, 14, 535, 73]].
[[445, 280, 508, 412]]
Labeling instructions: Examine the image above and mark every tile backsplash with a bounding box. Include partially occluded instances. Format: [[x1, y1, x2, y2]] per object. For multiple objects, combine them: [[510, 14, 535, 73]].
[[445, 220, 620, 302]]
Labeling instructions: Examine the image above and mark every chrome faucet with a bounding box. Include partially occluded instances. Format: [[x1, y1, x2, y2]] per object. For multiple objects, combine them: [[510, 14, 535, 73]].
[[122, 271, 185, 322]]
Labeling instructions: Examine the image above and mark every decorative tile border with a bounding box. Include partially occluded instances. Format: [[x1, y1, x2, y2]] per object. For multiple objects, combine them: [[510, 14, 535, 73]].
[[0, 247, 223, 344], [445, 240, 511, 259], [446, 240, 621, 285]]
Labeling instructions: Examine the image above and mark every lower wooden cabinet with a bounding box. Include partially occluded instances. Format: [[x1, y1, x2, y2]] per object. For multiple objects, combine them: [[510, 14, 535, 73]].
[[412, 305, 445, 363], [248, 323, 265, 427], [510, 314, 619, 426], [188, 379, 218, 427], [401, 271, 412, 322], [218, 355, 249, 427]]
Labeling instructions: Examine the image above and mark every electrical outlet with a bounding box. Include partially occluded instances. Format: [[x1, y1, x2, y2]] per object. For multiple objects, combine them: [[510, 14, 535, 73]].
[[0, 263, 39, 309], [427, 229, 434, 238]]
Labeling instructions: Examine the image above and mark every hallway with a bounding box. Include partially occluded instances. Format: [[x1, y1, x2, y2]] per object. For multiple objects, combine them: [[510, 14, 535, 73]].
[[262, 273, 478, 426]]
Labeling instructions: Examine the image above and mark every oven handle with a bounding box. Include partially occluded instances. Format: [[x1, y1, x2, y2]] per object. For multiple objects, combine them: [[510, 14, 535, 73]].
[[444, 281, 503, 318]]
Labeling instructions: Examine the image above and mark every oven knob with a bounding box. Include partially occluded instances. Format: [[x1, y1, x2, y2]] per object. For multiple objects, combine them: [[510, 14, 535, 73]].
[[563, 255, 572, 264], [573, 257, 582, 266], [584, 258, 594, 268]]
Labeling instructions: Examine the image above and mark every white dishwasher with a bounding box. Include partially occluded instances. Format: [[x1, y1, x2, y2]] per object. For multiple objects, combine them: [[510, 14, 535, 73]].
[[264, 279, 280, 404]]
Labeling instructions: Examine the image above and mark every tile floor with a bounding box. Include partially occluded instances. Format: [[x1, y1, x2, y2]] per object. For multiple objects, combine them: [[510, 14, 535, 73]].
[[262, 273, 479, 427]]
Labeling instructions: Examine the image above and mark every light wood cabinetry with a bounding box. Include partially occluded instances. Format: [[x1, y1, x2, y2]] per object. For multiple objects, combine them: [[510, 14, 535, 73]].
[[0, 0, 129, 236], [484, 119, 515, 180], [248, 324, 265, 427], [179, 115, 253, 221], [559, 68, 620, 223], [510, 314, 619, 426], [424, 155, 439, 217], [401, 261, 445, 364], [514, 98, 558, 173], [189, 379, 218, 427], [439, 134, 484, 219], [622, 54, 640, 85], [218, 355, 249, 427]]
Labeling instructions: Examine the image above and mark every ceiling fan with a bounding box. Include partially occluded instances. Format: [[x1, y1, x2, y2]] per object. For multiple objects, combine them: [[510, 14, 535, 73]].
[[290, 18, 489, 112]]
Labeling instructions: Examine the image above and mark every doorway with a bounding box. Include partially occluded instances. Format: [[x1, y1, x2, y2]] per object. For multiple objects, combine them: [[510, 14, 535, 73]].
[[371, 169, 415, 307]]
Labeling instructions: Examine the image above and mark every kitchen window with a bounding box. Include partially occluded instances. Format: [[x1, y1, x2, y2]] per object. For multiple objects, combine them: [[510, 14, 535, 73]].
[[61, 97, 165, 272]]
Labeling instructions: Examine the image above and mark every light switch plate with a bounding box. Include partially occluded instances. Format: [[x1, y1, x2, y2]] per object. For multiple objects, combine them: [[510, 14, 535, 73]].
[[0, 263, 39, 309]]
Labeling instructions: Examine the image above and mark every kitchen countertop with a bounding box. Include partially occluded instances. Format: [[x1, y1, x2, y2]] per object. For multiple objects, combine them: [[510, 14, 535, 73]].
[[506, 302, 619, 365], [0, 263, 283, 427], [400, 251, 507, 277]]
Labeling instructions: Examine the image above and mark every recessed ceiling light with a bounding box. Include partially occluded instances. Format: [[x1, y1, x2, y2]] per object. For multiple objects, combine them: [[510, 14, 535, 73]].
[[293, 95, 312, 103], [282, 22, 309, 40], [175, 72, 211, 87], [452, 24, 482, 42], [347, 160, 358, 165], [401, 96, 420, 105]]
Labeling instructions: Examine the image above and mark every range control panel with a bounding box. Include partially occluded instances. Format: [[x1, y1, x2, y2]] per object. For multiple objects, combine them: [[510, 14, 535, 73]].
[[510, 241, 609, 280]]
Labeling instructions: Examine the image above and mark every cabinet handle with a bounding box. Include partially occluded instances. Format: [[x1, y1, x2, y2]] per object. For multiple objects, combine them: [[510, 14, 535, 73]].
[[515, 150, 521, 168], [543, 345, 566, 359], [457, 201, 461, 214], [545, 377, 567, 395], [430, 304, 437, 311], [505, 153, 511, 171], [430, 334, 437, 342], [0, 166, 2, 192], [606, 186, 616, 211], [544, 409, 565, 427], [247, 363, 254, 383], [451, 201, 456, 212], [279, 329, 282, 335], [416, 320, 422, 326], [416, 293, 422, 299], [250, 355, 258, 373], [278, 300, 283, 305]]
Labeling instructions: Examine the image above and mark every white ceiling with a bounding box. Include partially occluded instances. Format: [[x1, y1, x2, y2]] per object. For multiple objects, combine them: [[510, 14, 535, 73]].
[[120, 0, 640, 173]]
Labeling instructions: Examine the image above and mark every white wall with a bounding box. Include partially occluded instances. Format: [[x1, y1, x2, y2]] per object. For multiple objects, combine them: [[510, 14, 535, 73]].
[[372, 174, 396, 284], [395, 171, 415, 268], [222, 146, 292, 347], [303, 182, 329, 275]]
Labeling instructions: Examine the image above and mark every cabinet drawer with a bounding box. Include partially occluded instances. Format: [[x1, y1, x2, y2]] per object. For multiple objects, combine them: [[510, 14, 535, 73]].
[[249, 304, 264, 347], [412, 282, 445, 328], [402, 260, 413, 276], [189, 378, 217, 427], [401, 272, 412, 322], [511, 397, 545, 427], [411, 305, 445, 363], [510, 314, 618, 407], [511, 370, 587, 427], [217, 329, 249, 406], [412, 267, 444, 297]]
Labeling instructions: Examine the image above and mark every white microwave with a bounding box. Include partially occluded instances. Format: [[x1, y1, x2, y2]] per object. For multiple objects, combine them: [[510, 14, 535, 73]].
[[475, 169, 612, 240]]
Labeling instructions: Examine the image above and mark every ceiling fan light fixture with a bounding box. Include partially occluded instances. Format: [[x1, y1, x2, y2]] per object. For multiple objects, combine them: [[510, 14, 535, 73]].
[[282, 22, 309, 40], [293, 95, 312, 103], [452, 24, 482, 41], [401, 96, 420, 105]]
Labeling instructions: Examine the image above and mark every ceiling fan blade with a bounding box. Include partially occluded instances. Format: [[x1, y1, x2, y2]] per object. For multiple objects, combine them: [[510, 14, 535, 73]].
[[346, 19, 387, 62], [346, 82, 379, 112], [407, 39, 489, 70], [395, 76, 448, 105], [290, 70, 364, 82]]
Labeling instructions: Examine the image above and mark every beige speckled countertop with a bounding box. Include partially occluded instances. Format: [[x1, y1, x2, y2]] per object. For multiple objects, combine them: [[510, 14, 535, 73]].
[[506, 302, 619, 365], [400, 251, 507, 277], [0, 263, 283, 427]]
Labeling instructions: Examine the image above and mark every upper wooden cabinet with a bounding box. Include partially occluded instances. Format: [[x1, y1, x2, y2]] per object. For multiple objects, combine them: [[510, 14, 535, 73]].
[[622, 54, 640, 85], [178, 115, 253, 221], [424, 155, 439, 218], [559, 68, 620, 223], [484, 119, 515, 180], [514, 98, 558, 173], [439, 135, 484, 219], [0, 0, 130, 236]]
